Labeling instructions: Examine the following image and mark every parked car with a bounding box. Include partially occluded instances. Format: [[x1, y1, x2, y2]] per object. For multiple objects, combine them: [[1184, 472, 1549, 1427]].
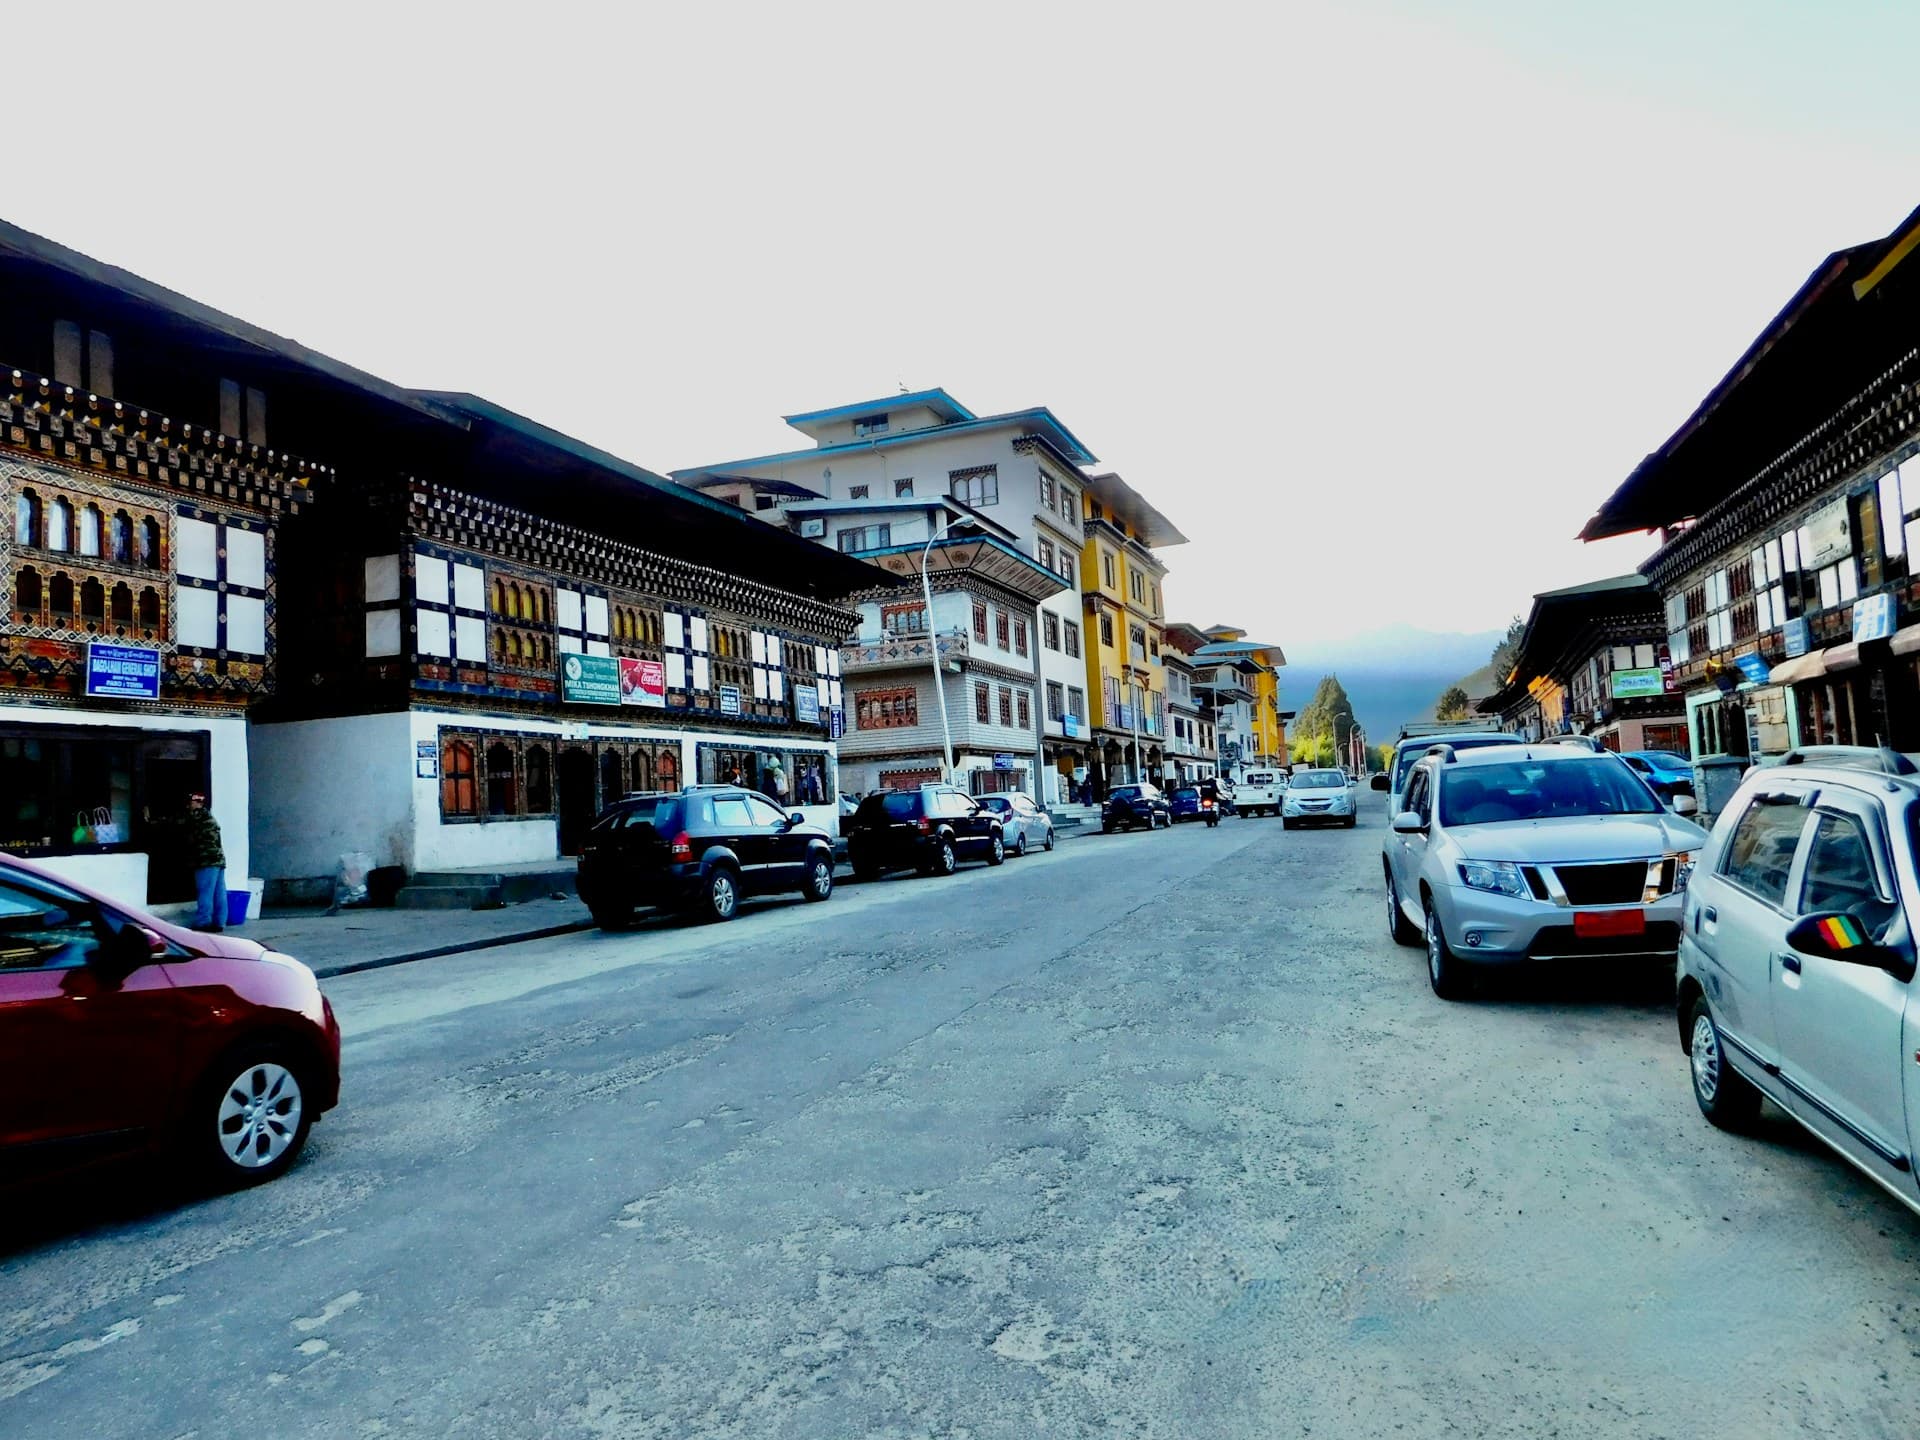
[[1169, 786, 1203, 822], [0, 854, 342, 1191], [1540, 733, 1603, 752], [1374, 731, 1527, 803], [978, 792, 1055, 855], [1235, 770, 1287, 818], [1619, 750, 1696, 799], [1383, 746, 1709, 999], [1102, 784, 1172, 832], [578, 785, 837, 926], [1283, 768, 1357, 828], [1675, 753, 1920, 1217], [846, 785, 1005, 879]]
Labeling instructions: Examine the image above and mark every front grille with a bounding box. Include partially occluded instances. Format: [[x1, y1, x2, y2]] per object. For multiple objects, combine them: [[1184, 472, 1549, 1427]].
[[1553, 861, 1649, 906], [1527, 921, 1680, 959]]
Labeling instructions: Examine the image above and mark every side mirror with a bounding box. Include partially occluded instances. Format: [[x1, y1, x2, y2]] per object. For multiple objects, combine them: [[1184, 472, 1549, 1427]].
[[1370, 774, 1390, 792], [1391, 810, 1426, 834], [1785, 912, 1907, 975], [100, 922, 165, 972], [1670, 795, 1699, 817], [787, 812, 806, 828]]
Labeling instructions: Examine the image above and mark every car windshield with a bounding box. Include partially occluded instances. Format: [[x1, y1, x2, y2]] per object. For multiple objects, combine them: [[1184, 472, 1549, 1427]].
[[1642, 751, 1690, 768], [1395, 736, 1517, 791], [1112, 787, 1141, 800], [1438, 758, 1661, 826], [1173, 788, 1198, 800], [1292, 770, 1344, 790]]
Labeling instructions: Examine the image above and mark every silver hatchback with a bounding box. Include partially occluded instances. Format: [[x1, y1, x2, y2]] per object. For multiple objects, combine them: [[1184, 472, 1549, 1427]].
[[1383, 746, 1708, 999], [1676, 755, 1920, 1219]]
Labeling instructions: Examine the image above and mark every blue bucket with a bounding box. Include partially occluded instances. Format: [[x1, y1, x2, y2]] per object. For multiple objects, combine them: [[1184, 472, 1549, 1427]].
[[226, 889, 251, 927]]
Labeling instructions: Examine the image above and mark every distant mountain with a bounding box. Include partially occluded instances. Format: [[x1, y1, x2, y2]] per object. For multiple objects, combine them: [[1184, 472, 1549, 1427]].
[[1283, 626, 1503, 745]]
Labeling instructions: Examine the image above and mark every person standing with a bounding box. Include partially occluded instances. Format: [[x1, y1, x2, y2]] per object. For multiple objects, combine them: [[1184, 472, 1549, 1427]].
[[177, 792, 228, 932]]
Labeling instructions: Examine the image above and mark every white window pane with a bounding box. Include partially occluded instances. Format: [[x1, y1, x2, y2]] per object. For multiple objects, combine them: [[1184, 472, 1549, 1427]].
[[690, 617, 709, 653], [176, 586, 218, 647], [1633, 643, 1655, 668], [663, 610, 684, 649], [176, 517, 219, 581], [586, 638, 610, 657], [1756, 590, 1772, 631], [226, 526, 266, 589], [556, 588, 583, 632], [585, 594, 610, 637], [1819, 566, 1841, 609], [665, 652, 686, 688], [1838, 562, 1859, 602], [455, 614, 487, 661], [1882, 471, 1905, 557], [365, 608, 402, 657], [1751, 548, 1768, 586], [227, 594, 266, 655], [417, 606, 451, 657], [365, 554, 401, 604], [1780, 530, 1798, 574], [415, 554, 449, 605], [750, 632, 766, 664], [453, 562, 484, 611]]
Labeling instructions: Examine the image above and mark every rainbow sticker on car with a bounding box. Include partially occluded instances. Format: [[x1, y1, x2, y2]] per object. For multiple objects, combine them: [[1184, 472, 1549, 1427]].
[[1817, 914, 1867, 950]]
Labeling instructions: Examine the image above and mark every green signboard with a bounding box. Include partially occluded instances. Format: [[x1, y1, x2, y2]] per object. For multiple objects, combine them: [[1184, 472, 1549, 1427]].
[[561, 652, 620, 705], [1611, 667, 1665, 699]]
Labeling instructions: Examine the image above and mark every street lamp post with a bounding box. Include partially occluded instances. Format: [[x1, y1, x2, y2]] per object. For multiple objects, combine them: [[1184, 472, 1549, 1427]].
[[921, 516, 956, 782]]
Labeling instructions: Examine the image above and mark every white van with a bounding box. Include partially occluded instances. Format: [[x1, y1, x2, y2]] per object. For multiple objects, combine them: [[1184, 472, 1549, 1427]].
[[1236, 769, 1286, 817]]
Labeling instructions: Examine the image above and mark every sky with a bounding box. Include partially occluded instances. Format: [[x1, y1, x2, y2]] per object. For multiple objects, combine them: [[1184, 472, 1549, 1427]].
[[5, 1, 1918, 650]]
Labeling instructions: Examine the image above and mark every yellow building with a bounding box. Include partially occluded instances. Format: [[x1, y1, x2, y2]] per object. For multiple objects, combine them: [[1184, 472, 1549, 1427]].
[[1192, 625, 1289, 770], [1078, 472, 1187, 792]]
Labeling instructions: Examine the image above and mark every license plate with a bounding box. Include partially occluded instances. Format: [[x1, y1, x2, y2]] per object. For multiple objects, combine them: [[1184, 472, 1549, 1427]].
[[1574, 909, 1646, 938]]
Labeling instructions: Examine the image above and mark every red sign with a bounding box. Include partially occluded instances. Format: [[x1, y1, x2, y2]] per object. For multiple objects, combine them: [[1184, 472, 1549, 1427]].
[[1656, 643, 1676, 694], [1574, 909, 1647, 938], [619, 657, 666, 708]]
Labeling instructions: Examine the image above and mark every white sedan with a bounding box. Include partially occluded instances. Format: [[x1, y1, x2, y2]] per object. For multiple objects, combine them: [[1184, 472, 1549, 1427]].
[[1282, 769, 1357, 829], [978, 793, 1056, 855]]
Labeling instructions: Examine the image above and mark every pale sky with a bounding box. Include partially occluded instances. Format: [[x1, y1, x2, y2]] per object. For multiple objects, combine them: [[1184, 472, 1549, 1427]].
[[7, 2, 1917, 647]]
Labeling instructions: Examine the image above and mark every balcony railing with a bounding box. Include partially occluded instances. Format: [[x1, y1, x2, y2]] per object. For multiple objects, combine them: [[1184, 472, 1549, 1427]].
[[840, 626, 970, 671]]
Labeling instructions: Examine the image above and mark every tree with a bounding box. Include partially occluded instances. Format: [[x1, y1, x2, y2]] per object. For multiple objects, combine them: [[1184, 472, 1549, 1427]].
[[1295, 675, 1356, 749], [1372, 743, 1394, 774], [1436, 684, 1471, 722], [1489, 614, 1527, 681]]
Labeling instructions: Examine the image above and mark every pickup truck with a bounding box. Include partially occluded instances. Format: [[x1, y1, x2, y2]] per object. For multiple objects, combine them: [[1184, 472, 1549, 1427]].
[[1234, 769, 1286, 817]]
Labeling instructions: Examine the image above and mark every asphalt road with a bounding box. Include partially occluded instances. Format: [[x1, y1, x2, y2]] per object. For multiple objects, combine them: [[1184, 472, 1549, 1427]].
[[6, 797, 1920, 1439]]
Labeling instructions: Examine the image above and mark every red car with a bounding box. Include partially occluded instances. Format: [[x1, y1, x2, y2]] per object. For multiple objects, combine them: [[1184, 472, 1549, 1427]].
[[0, 853, 341, 1190]]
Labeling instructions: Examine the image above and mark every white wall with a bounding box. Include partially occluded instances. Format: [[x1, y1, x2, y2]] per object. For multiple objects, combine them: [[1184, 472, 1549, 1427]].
[[251, 712, 415, 881], [0, 701, 249, 909]]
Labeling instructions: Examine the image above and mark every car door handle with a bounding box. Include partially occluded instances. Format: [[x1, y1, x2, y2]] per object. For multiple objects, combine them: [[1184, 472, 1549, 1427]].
[[1701, 906, 1717, 924], [1779, 952, 1802, 975]]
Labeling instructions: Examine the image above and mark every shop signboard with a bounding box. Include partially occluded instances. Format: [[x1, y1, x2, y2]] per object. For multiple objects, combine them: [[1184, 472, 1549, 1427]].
[[619, 657, 666, 707], [1782, 616, 1811, 657], [993, 753, 1014, 771], [1733, 651, 1772, 685], [1610, 667, 1666, 699], [794, 686, 821, 724], [415, 740, 438, 779], [1062, 714, 1084, 739], [1803, 499, 1852, 569], [1657, 641, 1676, 692], [719, 685, 742, 716], [830, 706, 845, 740], [1852, 591, 1895, 643], [560, 652, 620, 705], [84, 642, 162, 700]]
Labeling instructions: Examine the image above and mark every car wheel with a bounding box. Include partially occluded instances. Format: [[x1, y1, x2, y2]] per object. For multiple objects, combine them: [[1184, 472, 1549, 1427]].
[[1687, 995, 1762, 1130], [1044, 826, 1055, 851], [704, 867, 740, 922], [987, 832, 1006, 866], [195, 1046, 313, 1188], [853, 857, 882, 883], [1345, 813, 1358, 828], [1013, 831, 1028, 857], [801, 854, 834, 902], [1425, 900, 1470, 1000], [1385, 872, 1421, 946], [590, 900, 634, 931], [929, 837, 957, 876], [1282, 817, 1294, 830]]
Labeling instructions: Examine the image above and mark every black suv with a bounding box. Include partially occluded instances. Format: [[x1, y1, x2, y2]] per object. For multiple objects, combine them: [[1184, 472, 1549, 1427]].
[[577, 787, 836, 927], [845, 785, 1006, 879], [1102, 783, 1172, 832]]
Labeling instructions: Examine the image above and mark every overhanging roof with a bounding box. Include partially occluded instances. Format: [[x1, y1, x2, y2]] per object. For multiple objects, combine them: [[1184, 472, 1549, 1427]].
[[672, 405, 1100, 479], [1582, 203, 1920, 542], [1192, 638, 1286, 667], [783, 388, 975, 428], [683, 473, 822, 499], [1477, 574, 1660, 713], [856, 531, 1069, 605], [1085, 471, 1187, 548]]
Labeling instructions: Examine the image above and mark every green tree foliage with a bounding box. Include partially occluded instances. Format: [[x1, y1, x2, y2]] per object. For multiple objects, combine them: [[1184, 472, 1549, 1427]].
[[1435, 684, 1471, 722], [1490, 615, 1527, 680], [1373, 743, 1394, 774], [1295, 675, 1357, 749]]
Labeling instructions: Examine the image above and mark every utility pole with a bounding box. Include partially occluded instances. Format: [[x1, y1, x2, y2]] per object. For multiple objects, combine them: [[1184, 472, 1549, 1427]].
[[920, 515, 956, 782]]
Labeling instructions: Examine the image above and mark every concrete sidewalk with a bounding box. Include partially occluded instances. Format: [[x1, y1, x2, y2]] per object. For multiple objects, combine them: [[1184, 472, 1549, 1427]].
[[243, 895, 592, 979]]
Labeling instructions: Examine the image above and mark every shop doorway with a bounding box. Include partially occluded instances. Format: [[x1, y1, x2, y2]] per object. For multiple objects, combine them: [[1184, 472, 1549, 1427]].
[[556, 747, 596, 856], [135, 732, 210, 904]]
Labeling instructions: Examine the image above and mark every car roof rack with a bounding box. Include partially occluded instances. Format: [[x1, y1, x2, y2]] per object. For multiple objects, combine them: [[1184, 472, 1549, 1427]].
[[1777, 746, 1918, 776]]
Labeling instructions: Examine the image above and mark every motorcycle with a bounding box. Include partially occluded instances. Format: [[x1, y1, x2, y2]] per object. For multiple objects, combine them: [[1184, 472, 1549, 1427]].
[[1201, 797, 1220, 828]]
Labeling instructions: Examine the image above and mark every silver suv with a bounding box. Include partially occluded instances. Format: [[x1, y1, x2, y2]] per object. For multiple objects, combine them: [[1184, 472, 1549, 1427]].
[[1383, 746, 1708, 999], [1676, 754, 1920, 1218]]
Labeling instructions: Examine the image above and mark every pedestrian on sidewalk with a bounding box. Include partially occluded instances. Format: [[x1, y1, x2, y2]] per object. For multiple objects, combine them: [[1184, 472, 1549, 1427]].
[[151, 792, 228, 931]]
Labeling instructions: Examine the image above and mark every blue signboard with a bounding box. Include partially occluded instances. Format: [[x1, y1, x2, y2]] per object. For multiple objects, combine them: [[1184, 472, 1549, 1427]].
[[1853, 591, 1895, 643], [1062, 714, 1084, 739], [992, 753, 1014, 771], [1117, 704, 1135, 728], [794, 686, 821, 724], [1733, 651, 1772, 685], [84, 642, 161, 700], [829, 707, 844, 741], [1782, 616, 1811, 658]]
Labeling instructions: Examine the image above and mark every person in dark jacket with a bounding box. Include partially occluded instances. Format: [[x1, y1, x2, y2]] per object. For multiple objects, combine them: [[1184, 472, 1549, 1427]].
[[174, 793, 228, 931]]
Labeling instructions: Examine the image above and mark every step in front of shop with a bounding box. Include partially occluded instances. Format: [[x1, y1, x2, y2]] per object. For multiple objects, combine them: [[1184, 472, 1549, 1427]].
[[394, 864, 579, 911]]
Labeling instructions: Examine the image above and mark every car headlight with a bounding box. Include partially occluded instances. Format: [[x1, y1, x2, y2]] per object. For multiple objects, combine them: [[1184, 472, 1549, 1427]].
[[1674, 851, 1700, 890], [1458, 860, 1529, 899]]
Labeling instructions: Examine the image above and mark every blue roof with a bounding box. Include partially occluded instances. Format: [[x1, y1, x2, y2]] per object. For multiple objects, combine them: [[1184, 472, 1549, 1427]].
[[782, 388, 976, 428], [673, 406, 1100, 479]]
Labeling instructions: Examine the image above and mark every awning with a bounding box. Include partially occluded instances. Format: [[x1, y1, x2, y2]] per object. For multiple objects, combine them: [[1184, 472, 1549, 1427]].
[[1825, 642, 1864, 673], [1768, 650, 1829, 684], [1891, 623, 1920, 656]]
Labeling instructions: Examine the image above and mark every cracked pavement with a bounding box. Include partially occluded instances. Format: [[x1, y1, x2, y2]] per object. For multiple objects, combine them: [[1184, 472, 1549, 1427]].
[[5, 797, 1920, 1438]]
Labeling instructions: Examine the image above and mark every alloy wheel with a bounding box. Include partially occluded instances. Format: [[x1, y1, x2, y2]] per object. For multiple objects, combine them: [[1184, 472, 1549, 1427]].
[[217, 1062, 304, 1170], [1387, 880, 1401, 939], [1691, 1012, 1721, 1103], [810, 859, 833, 898], [1014, 832, 1027, 856], [710, 870, 738, 920], [1426, 910, 1444, 983]]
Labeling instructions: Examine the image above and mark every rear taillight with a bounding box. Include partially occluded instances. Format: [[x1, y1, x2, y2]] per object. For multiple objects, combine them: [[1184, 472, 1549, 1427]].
[[917, 817, 933, 834], [670, 832, 693, 861]]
